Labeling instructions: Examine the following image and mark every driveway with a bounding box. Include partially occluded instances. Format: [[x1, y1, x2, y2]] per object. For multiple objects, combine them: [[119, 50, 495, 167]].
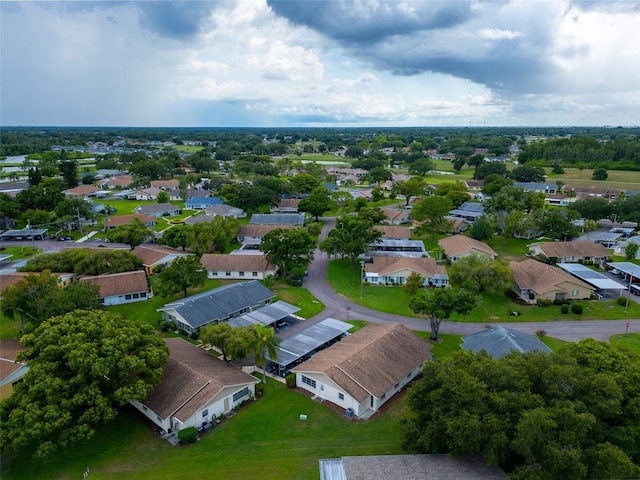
[[282, 217, 638, 343]]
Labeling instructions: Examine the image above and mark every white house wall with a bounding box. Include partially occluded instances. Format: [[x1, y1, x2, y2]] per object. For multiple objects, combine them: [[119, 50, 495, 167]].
[[101, 291, 149, 306], [130, 399, 172, 432], [207, 270, 276, 280]]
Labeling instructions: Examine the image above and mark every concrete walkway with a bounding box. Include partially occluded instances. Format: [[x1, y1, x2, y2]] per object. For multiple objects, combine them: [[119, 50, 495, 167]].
[[281, 217, 639, 343]]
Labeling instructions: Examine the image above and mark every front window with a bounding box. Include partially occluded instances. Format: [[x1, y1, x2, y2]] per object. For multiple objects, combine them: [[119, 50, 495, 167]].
[[202, 409, 208, 417], [233, 387, 249, 402], [301, 375, 316, 388]]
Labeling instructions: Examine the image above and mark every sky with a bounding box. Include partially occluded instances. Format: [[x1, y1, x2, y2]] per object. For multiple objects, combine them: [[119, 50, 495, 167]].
[[1, 0, 639, 127]]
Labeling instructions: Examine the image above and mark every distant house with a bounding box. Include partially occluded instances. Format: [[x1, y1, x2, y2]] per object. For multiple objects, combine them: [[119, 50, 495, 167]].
[[367, 239, 427, 258], [380, 207, 411, 226], [200, 254, 277, 280], [374, 225, 411, 240], [544, 193, 574, 207], [237, 224, 296, 244], [150, 179, 180, 190], [98, 174, 134, 189], [80, 270, 150, 305], [448, 202, 485, 224], [292, 323, 431, 418], [515, 182, 558, 194], [510, 259, 594, 304], [461, 326, 552, 358], [63, 185, 100, 199], [319, 454, 506, 480], [271, 198, 301, 213], [0, 339, 28, 401], [132, 245, 192, 274], [104, 213, 156, 230], [185, 197, 224, 209], [126, 187, 161, 201], [204, 204, 246, 219], [131, 338, 259, 435], [438, 235, 497, 262], [135, 203, 181, 218], [250, 213, 305, 226], [364, 257, 448, 287], [158, 280, 276, 334], [528, 241, 611, 265]]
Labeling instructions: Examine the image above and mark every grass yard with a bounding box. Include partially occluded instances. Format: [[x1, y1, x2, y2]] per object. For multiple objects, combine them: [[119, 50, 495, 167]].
[[2, 377, 406, 480], [610, 332, 640, 354], [100, 199, 157, 215], [541, 335, 569, 351], [0, 246, 41, 260], [484, 237, 532, 261], [0, 311, 22, 339], [271, 284, 325, 319], [545, 167, 640, 190]]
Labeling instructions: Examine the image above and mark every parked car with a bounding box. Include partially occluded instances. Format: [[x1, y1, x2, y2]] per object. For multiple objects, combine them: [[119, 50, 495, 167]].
[[58, 236, 72, 241], [610, 268, 621, 275]]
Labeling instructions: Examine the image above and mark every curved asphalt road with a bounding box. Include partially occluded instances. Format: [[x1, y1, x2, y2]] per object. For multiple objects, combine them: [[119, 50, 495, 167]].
[[283, 217, 638, 343]]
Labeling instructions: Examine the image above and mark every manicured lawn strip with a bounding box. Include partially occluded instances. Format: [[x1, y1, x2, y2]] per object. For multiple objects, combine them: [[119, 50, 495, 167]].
[[484, 237, 532, 261], [346, 320, 369, 332], [2, 378, 405, 479], [0, 311, 22, 339], [100, 199, 157, 215], [541, 335, 569, 351], [415, 332, 463, 358], [272, 285, 325, 319], [610, 333, 640, 354], [327, 259, 415, 316], [0, 246, 41, 260]]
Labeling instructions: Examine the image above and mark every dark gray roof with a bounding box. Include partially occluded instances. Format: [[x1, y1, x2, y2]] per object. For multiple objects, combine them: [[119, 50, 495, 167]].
[[227, 301, 300, 328], [250, 213, 305, 225], [458, 202, 484, 213], [462, 326, 551, 358], [268, 318, 351, 367], [158, 280, 275, 329], [319, 454, 507, 480]]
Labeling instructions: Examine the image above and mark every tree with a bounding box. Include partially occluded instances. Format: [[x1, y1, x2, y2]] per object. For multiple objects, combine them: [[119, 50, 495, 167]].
[[408, 158, 434, 176], [1, 271, 101, 329], [105, 217, 153, 250], [532, 208, 577, 240], [253, 324, 280, 384], [160, 224, 191, 251], [19, 249, 142, 276], [569, 197, 612, 222], [409, 287, 480, 340], [395, 178, 425, 206], [200, 323, 254, 362], [260, 228, 316, 277], [613, 193, 640, 227], [156, 256, 206, 298], [157, 190, 170, 203], [509, 164, 546, 183], [185, 216, 238, 255], [290, 173, 320, 194], [356, 206, 387, 224], [59, 159, 78, 188], [592, 167, 608, 180], [298, 187, 332, 221], [468, 215, 494, 241], [448, 255, 511, 296], [319, 216, 382, 269], [0, 193, 20, 228], [403, 272, 425, 296], [402, 340, 640, 478], [434, 182, 470, 208], [474, 162, 507, 180], [625, 242, 639, 260], [368, 167, 393, 184], [0, 310, 168, 459], [411, 196, 453, 241]]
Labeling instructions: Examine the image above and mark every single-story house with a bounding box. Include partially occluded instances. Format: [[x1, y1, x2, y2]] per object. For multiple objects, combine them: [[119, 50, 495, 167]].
[[364, 257, 449, 287], [438, 235, 497, 262], [319, 454, 507, 480], [461, 326, 551, 358], [131, 338, 259, 434], [135, 203, 181, 218], [0, 339, 29, 401], [200, 254, 277, 280], [126, 187, 162, 201], [185, 197, 224, 209], [448, 202, 485, 223], [250, 213, 306, 226], [510, 259, 594, 304], [380, 207, 411, 226], [271, 198, 301, 213], [528, 241, 611, 265], [374, 225, 411, 240], [158, 280, 275, 334], [205, 204, 246, 219], [132, 245, 192, 274], [104, 213, 156, 230], [98, 174, 134, 189], [63, 185, 100, 199], [237, 224, 296, 243], [80, 270, 150, 305], [292, 323, 432, 418], [151, 179, 180, 190]]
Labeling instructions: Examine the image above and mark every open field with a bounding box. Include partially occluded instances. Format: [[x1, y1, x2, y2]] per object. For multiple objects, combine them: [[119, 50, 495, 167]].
[[545, 167, 640, 190], [2, 376, 406, 480]]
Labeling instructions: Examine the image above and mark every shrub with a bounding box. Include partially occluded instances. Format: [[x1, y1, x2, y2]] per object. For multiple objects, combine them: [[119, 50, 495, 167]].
[[255, 384, 264, 397], [285, 373, 296, 388], [571, 303, 583, 315], [178, 427, 198, 444], [560, 304, 569, 314], [286, 277, 302, 287], [535, 329, 547, 339], [553, 299, 570, 306], [617, 296, 627, 306], [537, 299, 552, 307]]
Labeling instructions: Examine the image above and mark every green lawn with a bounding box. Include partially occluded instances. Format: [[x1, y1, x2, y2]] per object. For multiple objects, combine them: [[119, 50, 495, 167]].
[[541, 335, 569, 351], [100, 199, 159, 215], [1, 377, 406, 480], [545, 167, 640, 190], [272, 284, 325, 319], [0, 311, 23, 339], [485, 237, 532, 261], [610, 333, 640, 354], [0, 246, 41, 260]]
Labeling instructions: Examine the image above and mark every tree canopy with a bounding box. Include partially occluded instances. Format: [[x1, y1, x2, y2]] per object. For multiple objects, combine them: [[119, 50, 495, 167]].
[[409, 287, 480, 340], [0, 310, 169, 459], [319, 216, 382, 269], [448, 255, 511, 296], [411, 196, 453, 241], [157, 255, 206, 298], [298, 187, 332, 221], [200, 323, 254, 362], [19, 248, 142, 276], [261, 228, 316, 277], [105, 217, 153, 250], [402, 340, 640, 479]]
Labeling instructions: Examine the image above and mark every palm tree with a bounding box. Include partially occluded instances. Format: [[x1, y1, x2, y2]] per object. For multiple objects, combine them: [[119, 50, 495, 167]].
[[253, 324, 280, 384]]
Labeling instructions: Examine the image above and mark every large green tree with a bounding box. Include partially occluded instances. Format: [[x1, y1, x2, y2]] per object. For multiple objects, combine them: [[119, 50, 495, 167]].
[[298, 187, 332, 221], [402, 340, 640, 479], [157, 255, 206, 298], [395, 177, 425, 206], [261, 228, 316, 277], [200, 323, 254, 362], [186, 217, 239, 255], [160, 224, 192, 251], [105, 217, 153, 250], [19, 248, 142, 276], [319, 216, 382, 269], [0, 310, 169, 459], [448, 254, 511, 296], [409, 287, 480, 340], [569, 197, 612, 222], [410, 196, 453, 241]]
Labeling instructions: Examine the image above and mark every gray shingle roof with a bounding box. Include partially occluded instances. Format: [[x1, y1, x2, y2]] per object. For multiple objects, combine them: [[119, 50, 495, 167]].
[[250, 213, 305, 225], [461, 326, 551, 358], [158, 280, 275, 329]]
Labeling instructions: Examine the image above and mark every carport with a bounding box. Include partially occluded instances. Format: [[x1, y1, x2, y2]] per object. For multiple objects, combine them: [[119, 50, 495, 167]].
[[227, 301, 300, 328], [0, 228, 48, 241], [266, 318, 352, 377], [557, 263, 625, 299]]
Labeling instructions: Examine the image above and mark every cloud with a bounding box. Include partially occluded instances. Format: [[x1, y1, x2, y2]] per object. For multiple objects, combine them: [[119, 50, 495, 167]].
[[135, 1, 216, 40]]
